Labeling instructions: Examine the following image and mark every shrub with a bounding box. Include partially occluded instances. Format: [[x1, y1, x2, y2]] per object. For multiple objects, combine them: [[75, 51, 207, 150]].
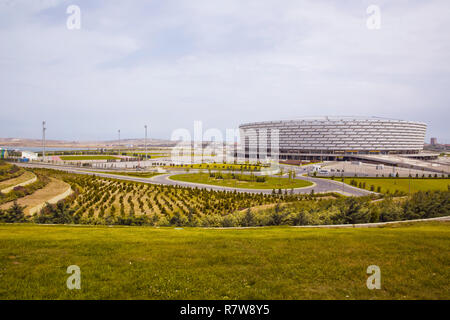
[[0, 201, 27, 223], [242, 208, 256, 227], [33, 200, 75, 224]]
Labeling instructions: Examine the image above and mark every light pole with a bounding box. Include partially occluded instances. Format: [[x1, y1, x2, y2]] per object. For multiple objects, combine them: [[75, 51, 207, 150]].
[[409, 165, 411, 195], [144, 125, 148, 162], [118, 129, 121, 156], [42, 121, 46, 162]]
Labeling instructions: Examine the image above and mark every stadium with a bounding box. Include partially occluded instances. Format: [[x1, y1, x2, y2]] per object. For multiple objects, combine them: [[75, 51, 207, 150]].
[[238, 117, 427, 161]]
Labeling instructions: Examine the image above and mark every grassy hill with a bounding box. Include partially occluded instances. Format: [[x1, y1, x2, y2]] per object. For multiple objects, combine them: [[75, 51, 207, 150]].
[[0, 221, 448, 299]]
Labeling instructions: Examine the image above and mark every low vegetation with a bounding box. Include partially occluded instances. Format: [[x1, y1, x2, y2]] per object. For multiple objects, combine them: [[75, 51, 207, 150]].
[[0, 173, 50, 206], [0, 161, 23, 182], [170, 172, 313, 190], [0, 222, 448, 299], [0, 170, 35, 191], [0, 169, 448, 227], [329, 177, 450, 195]]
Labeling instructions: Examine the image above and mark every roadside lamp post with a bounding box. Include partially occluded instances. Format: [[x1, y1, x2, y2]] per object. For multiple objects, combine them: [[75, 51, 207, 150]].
[[144, 125, 148, 162], [118, 129, 121, 156], [409, 165, 411, 195], [42, 121, 46, 162]]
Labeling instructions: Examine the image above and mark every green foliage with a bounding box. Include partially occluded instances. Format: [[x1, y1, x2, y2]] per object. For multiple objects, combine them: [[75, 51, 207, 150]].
[[0, 201, 27, 223], [0, 163, 23, 182], [242, 208, 256, 227], [33, 200, 75, 224], [4, 168, 448, 228], [0, 173, 50, 205]]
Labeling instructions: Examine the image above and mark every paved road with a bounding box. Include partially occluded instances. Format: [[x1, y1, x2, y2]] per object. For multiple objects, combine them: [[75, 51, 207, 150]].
[[17, 162, 373, 196]]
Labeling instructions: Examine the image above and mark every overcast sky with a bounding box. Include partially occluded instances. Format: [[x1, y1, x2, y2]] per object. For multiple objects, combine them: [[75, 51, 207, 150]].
[[1, 0, 449, 142]]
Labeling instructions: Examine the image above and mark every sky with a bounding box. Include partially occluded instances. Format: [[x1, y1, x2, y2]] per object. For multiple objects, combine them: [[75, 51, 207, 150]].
[[0, 0, 449, 143]]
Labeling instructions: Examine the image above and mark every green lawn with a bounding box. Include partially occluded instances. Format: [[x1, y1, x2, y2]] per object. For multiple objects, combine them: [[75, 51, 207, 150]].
[[170, 173, 313, 189], [167, 163, 263, 171], [60, 155, 120, 161], [329, 178, 450, 194], [125, 152, 169, 156], [0, 222, 448, 299]]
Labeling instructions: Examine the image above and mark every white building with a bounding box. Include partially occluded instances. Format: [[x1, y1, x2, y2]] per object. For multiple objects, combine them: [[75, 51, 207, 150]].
[[21, 151, 38, 161], [239, 117, 427, 161]]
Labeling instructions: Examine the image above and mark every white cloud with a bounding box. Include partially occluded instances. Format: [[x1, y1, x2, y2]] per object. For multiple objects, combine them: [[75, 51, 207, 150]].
[[0, 0, 449, 142]]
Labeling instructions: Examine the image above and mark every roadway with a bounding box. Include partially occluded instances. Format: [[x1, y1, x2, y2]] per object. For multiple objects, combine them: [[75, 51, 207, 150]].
[[17, 162, 373, 197]]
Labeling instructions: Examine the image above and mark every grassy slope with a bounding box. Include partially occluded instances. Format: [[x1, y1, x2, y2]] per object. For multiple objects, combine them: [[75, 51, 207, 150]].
[[0, 170, 35, 190], [0, 177, 69, 214], [0, 222, 448, 299], [170, 173, 313, 189], [327, 178, 450, 194], [0, 163, 23, 182]]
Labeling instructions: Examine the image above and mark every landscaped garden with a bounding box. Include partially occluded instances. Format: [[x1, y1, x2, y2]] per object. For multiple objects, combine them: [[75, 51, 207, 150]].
[[169, 172, 313, 189], [328, 177, 450, 195], [0, 168, 447, 228]]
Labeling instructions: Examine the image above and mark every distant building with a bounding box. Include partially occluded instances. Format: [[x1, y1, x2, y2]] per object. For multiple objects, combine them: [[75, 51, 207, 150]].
[[21, 151, 38, 161], [0, 148, 8, 159], [430, 137, 437, 145]]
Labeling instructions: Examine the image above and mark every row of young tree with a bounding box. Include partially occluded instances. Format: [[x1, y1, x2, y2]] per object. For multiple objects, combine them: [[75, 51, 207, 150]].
[[1, 189, 447, 227]]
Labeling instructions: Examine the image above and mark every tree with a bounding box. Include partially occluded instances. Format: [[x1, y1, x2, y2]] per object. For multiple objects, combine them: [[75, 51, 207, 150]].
[[333, 197, 370, 224], [292, 210, 309, 226], [170, 211, 188, 226], [242, 208, 255, 227], [0, 201, 27, 223], [34, 201, 74, 224]]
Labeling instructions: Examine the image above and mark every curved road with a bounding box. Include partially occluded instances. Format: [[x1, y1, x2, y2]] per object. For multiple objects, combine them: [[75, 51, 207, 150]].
[[16, 162, 373, 196]]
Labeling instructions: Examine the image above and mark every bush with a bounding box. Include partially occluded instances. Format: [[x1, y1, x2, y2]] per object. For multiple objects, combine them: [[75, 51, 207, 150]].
[[0, 201, 27, 223], [242, 208, 256, 227], [256, 176, 267, 183], [403, 191, 449, 220], [33, 200, 75, 224], [332, 197, 371, 224]]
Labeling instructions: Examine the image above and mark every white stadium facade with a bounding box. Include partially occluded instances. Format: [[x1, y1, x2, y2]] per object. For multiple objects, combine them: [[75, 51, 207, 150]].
[[238, 117, 428, 161]]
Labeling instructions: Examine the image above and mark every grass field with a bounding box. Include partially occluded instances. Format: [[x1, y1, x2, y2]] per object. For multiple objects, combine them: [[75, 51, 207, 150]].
[[166, 163, 263, 171], [170, 173, 313, 189], [0, 222, 448, 299], [60, 155, 119, 161], [329, 178, 450, 194]]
